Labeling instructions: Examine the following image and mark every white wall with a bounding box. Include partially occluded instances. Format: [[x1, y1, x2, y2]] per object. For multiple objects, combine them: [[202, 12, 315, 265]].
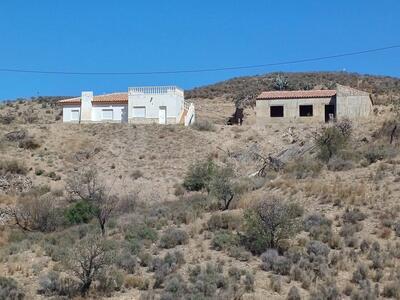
[[92, 104, 128, 123], [128, 90, 184, 123], [63, 105, 81, 122]]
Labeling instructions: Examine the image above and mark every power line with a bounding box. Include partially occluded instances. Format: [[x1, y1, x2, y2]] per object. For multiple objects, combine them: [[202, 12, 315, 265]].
[[0, 45, 399, 76]]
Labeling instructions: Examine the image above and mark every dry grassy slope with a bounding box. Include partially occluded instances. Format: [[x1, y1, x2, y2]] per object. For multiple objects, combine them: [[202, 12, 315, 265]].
[[0, 79, 399, 299]]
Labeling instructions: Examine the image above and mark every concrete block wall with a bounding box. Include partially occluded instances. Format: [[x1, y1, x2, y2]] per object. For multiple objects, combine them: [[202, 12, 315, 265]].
[[256, 97, 334, 126]]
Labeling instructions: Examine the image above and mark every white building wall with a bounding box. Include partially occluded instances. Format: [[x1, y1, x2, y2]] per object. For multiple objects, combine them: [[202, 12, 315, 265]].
[[92, 104, 128, 123], [63, 105, 81, 123], [128, 87, 184, 124]]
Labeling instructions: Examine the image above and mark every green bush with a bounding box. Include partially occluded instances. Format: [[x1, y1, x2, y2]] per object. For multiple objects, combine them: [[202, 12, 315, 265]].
[[183, 159, 215, 191], [211, 230, 238, 251], [242, 198, 303, 254], [64, 201, 94, 225], [125, 223, 158, 243], [0, 276, 25, 300]]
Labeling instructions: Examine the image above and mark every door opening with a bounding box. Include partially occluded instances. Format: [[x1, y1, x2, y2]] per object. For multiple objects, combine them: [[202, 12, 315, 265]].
[[325, 105, 335, 122], [159, 106, 167, 124]]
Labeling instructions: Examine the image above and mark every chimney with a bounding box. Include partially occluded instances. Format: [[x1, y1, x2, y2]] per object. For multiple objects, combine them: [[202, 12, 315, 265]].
[[80, 91, 93, 122]]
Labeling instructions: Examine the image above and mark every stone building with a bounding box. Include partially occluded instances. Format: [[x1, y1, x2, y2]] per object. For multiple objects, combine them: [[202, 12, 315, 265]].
[[255, 85, 373, 126]]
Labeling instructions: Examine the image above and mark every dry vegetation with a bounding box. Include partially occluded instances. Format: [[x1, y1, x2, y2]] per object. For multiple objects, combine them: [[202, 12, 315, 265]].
[[0, 72, 400, 299]]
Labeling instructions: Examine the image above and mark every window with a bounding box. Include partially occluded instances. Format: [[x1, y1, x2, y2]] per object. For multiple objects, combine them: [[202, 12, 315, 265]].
[[71, 109, 79, 121], [133, 106, 146, 118], [299, 105, 313, 117], [102, 109, 113, 120], [270, 106, 284, 117]]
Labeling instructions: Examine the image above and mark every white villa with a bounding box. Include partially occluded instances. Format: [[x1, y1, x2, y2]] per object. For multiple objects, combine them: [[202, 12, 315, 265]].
[[59, 86, 195, 126]]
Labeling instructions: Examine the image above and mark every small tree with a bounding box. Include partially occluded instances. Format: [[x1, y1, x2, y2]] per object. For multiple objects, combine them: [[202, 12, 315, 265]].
[[64, 234, 113, 297], [273, 75, 289, 91], [209, 167, 235, 210], [67, 169, 118, 236], [315, 127, 348, 162], [243, 198, 303, 254]]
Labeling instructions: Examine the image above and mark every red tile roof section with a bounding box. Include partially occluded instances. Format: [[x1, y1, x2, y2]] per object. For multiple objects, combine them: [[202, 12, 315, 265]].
[[257, 90, 336, 100], [58, 93, 128, 105]]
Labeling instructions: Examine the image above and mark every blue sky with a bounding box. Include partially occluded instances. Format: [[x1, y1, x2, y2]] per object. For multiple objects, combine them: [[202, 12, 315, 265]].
[[0, 0, 399, 100]]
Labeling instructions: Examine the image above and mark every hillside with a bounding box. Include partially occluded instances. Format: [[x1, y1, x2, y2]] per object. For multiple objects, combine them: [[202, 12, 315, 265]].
[[187, 72, 400, 106], [0, 74, 399, 299]]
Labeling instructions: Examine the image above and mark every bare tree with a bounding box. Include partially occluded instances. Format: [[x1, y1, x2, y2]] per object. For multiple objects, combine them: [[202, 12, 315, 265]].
[[67, 168, 118, 236], [0, 194, 58, 232], [64, 234, 113, 296]]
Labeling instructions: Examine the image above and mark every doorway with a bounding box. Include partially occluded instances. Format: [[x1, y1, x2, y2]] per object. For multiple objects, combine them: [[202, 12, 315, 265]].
[[325, 105, 335, 122], [159, 106, 167, 124]]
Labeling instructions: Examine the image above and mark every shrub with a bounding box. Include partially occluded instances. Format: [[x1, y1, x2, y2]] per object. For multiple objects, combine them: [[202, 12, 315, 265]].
[[261, 249, 292, 275], [162, 274, 187, 299], [243, 271, 255, 292], [242, 198, 303, 254], [150, 251, 185, 288], [0, 276, 25, 300], [125, 223, 158, 243], [3, 194, 61, 232], [363, 145, 395, 165], [327, 156, 354, 171], [211, 230, 238, 251], [64, 201, 94, 224], [394, 221, 400, 237], [97, 267, 124, 296], [188, 263, 227, 297], [38, 271, 79, 297], [116, 250, 137, 274], [284, 158, 323, 179], [304, 214, 333, 244], [206, 212, 242, 232], [124, 275, 149, 290], [35, 169, 45, 176], [0, 115, 15, 124], [0, 160, 28, 175], [342, 208, 366, 224], [352, 264, 369, 285], [315, 126, 350, 162], [287, 286, 301, 300], [18, 137, 40, 150], [159, 228, 189, 249], [192, 120, 216, 132], [183, 159, 215, 191], [335, 118, 353, 139], [307, 240, 330, 258], [270, 275, 282, 293], [309, 281, 340, 300], [382, 282, 400, 298]]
